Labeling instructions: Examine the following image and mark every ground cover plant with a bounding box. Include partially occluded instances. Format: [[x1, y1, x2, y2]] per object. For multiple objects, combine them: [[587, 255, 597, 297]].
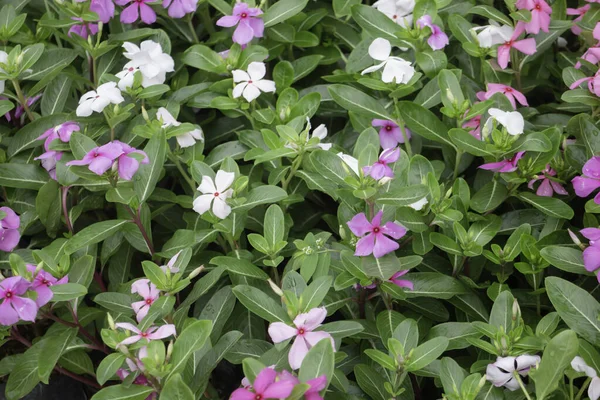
[[1, 0, 600, 398]]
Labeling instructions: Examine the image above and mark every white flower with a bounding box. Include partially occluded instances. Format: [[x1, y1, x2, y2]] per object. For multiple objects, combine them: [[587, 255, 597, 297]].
[[116, 66, 139, 91], [361, 38, 415, 84], [287, 118, 331, 151], [156, 107, 204, 148], [232, 62, 276, 102], [336, 152, 360, 176], [486, 108, 525, 136], [471, 21, 513, 48], [192, 170, 235, 219], [486, 355, 540, 391], [373, 0, 414, 28], [0, 51, 7, 94], [409, 197, 428, 210], [571, 357, 600, 400], [76, 82, 124, 117], [122, 41, 175, 88]]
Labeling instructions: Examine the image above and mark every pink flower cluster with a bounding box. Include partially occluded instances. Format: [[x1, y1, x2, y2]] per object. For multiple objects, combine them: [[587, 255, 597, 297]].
[[0, 265, 68, 326], [231, 366, 327, 400], [516, 0, 552, 34], [35, 122, 80, 180], [0, 207, 20, 252]]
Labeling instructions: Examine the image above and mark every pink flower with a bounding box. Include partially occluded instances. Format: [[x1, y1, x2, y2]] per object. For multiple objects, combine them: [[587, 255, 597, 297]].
[[462, 115, 482, 139], [162, 0, 196, 17], [567, 4, 590, 35], [516, 0, 552, 34], [117, 0, 156, 24], [90, 0, 115, 22], [35, 150, 62, 180], [569, 71, 600, 97], [363, 147, 401, 180], [0, 207, 20, 252], [230, 367, 296, 400], [26, 264, 68, 307], [581, 228, 600, 282], [575, 48, 600, 69], [160, 251, 180, 273], [527, 165, 568, 197], [305, 375, 327, 400], [477, 84, 528, 110], [416, 15, 449, 50], [37, 122, 79, 147], [347, 211, 407, 258], [115, 141, 150, 181], [66, 141, 148, 180], [0, 277, 37, 325], [116, 323, 176, 345], [573, 156, 600, 204], [371, 119, 411, 149], [497, 22, 537, 69], [216, 3, 264, 45], [5, 94, 41, 122], [268, 307, 334, 370], [68, 17, 98, 39], [389, 270, 414, 290], [479, 151, 525, 173], [131, 279, 160, 323]]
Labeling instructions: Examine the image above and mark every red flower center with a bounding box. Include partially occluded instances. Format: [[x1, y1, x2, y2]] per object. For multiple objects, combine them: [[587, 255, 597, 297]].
[[534, 4, 541, 10], [393, 14, 397, 19], [128, 67, 135, 71], [42, 279, 49, 285], [141, 332, 148, 338], [373, 227, 380, 233], [298, 328, 305, 335], [504, 87, 512, 92], [5, 291, 12, 299], [241, 12, 248, 18], [214, 192, 220, 197], [254, 395, 262, 400], [248, 80, 253, 84], [145, 298, 153, 305], [385, 125, 392, 131]]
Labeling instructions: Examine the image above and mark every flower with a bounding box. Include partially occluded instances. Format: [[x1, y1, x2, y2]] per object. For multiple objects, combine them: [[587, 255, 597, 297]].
[[26, 264, 68, 307], [0, 207, 20, 252], [68, 17, 98, 39], [389, 270, 414, 289], [0, 277, 37, 325], [122, 41, 175, 88], [216, 3, 264, 45], [569, 71, 600, 97], [363, 147, 401, 180], [0, 51, 7, 94], [347, 211, 407, 258], [305, 375, 327, 400], [361, 38, 415, 84], [35, 150, 62, 180], [337, 152, 360, 176], [583, 228, 600, 282], [37, 122, 80, 146], [156, 107, 204, 148], [571, 356, 600, 400], [162, 0, 196, 18], [372, 119, 411, 148], [485, 108, 525, 136], [575, 47, 600, 69], [116, 66, 139, 90], [479, 152, 525, 173], [5, 94, 41, 122], [76, 82, 124, 117], [232, 62, 276, 102], [373, 0, 415, 28], [477, 84, 528, 110], [268, 307, 334, 370], [114, 141, 150, 181], [66, 141, 148, 180], [286, 118, 331, 151], [160, 251, 181, 273], [471, 21, 514, 48], [230, 367, 296, 400], [516, 0, 552, 34], [193, 170, 235, 219], [463, 115, 482, 140], [573, 157, 600, 204], [90, 0, 115, 23], [408, 197, 428, 210], [416, 15, 449, 50], [497, 22, 537, 69], [116, 323, 176, 345], [486, 355, 540, 390], [116, 0, 156, 24], [567, 4, 590, 35], [527, 165, 567, 197], [131, 279, 159, 323]]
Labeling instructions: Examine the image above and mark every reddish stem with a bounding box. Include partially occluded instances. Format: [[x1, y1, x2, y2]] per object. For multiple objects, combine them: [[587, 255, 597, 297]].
[[94, 271, 107, 292], [44, 312, 109, 354], [61, 186, 74, 234]]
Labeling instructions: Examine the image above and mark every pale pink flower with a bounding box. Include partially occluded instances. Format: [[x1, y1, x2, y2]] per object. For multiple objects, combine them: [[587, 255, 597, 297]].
[[116, 323, 176, 345]]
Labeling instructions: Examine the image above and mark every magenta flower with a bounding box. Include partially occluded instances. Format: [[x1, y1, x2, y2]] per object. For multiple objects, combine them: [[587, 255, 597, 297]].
[[0, 207, 20, 252], [348, 211, 407, 258], [516, 0, 552, 34], [37, 122, 79, 147], [477, 84, 528, 110], [5, 94, 40, 122], [68, 17, 98, 39], [389, 270, 414, 290], [216, 3, 264, 45], [230, 367, 296, 400], [372, 119, 411, 149], [131, 279, 159, 323], [116, 322, 176, 345], [575, 47, 600, 69], [35, 150, 62, 180], [268, 307, 335, 370], [162, 0, 196, 18], [479, 151, 525, 173], [573, 156, 600, 204], [90, 0, 115, 22], [567, 4, 590, 35], [581, 228, 600, 282], [363, 147, 400, 180], [416, 15, 449, 50], [115, 141, 150, 181], [305, 375, 327, 400], [0, 277, 37, 325], [26, 264, 68, 307], [570, 71, 600, 97], [116, 0, 156, 24], [66, 141, 148, 180], [462, 115, 482, 139], [527, 165, 568, 197], [497, 22, 537, 69]]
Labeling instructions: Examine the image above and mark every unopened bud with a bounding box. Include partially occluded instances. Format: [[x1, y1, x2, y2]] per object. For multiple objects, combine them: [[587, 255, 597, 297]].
[[445, 88, 456, 104], [117, 344, 129, 355], [500, 336, 508, 349], [512, 299, 520, 321], [268, 279, 284, 297], [187, 265, 205, 280], [35, 262, 44, 274], [0, 271, 5, 281], [166, 341, 173, 361], [568, 229, 586, 250], [339, 225, 347, 240], [141, 106, 150, 122], [16, 52, 24, 66], [378, 176, 393, 185], [477, 374, 487, 391], [107, 313, 116, 330]]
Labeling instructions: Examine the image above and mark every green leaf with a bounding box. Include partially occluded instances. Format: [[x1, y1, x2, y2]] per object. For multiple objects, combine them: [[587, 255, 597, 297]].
[[232, 185, 288, 212], [490, 290, 514, 331], [232, 285, 290, 323], [532, 330, 579, 400], [263, 0, 309, 27], [182, 45, 225, 73], [309, 149, 353, 186], [264, 204, 285, 249], [354, 364, 388, 400], [449, 128, 494, 157], [405, 337, 449, 371], [160, 374, 194, 400], [134, 132, 167, 203], [398, 101, 454, 149], [375, 184, 430, 206], [300, 276, 332, 311], [362, 254, 402, 280], [468, 5, 512, 25], [168, 320, 213, 378], [298, 338, 335, 388], [0, 163, 51, 189], [96, 353, 126, 385], [438, 69, 464, 108], [38, 328, 78, 383], [540, 246, 587, 274], [351, 4, 401, 40], [517, 192, 574, 219], [90, 385, 155, 400], [328, 84, 390, 120], [94, 292, 135, 314], [333, 0, 360, 17], [50, 283, 87, 302], [65, 220, 130, 254], [439, 358, 466, 396], [471, 180, 508, 213], [319, 321, 364, 338], [5, 345, 41, 400], [41, 75, 71, 116], [404, 272, 468, 299], [211, 256, 269, 280], [18, 44, 45, 75]]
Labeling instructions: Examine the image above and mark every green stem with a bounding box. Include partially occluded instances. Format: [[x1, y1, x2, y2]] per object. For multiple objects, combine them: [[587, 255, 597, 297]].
[[103, 111, 114, 140], [187, 13, 200, 43], [199, 4, 215, 36], [570, 377, 574, 400], [513, 372, 533, 400], [453, 150, 463, 180], [168, 153, 196, 193], [11, 79, 34, 121], [400, 123, 412, 157], [575, 377, 591, 400], [281, 154, 303, 191]]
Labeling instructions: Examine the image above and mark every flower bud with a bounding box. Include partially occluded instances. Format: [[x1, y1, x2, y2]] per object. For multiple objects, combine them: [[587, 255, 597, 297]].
[[568, 229, 586, 250], [512, 299, 520, 321], [378, 176, 393, 185], [187, 265, 205, 280], [35, 262, 44, 274], [141, 106, 150, 123], [268, 279, 284, 297], [339, 225, 347, 240], [107, 313, 116, 330], [166, 341, 173, 361]]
